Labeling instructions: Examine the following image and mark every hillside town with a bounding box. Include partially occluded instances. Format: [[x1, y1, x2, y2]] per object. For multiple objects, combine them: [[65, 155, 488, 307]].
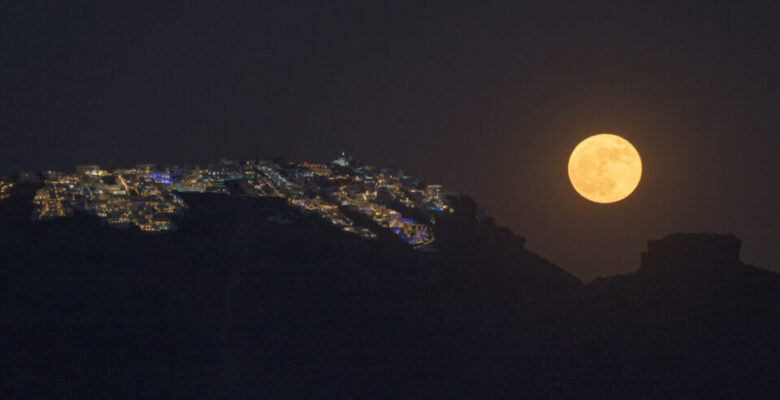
[[8, 154, 455, 248]]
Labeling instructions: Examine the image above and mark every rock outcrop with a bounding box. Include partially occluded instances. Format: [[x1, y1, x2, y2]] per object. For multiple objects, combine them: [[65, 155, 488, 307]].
[[639, 233, 743, 275]]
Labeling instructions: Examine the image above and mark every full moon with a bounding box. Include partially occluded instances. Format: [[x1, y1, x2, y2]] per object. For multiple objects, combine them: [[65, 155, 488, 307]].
[[568, 133, 642, 203]]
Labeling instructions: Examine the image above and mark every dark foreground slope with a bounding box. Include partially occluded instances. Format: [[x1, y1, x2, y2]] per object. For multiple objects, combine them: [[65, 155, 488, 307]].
[[2, 187, 778, 399]]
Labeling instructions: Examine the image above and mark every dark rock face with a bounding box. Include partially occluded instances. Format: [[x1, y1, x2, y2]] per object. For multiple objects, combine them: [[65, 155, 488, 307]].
[[1, 190, 778, 399], [574, 233, 780, 400]]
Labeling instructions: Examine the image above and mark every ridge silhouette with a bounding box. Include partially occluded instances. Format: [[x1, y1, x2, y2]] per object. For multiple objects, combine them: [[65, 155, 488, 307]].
[[1, 186, 778, 399]]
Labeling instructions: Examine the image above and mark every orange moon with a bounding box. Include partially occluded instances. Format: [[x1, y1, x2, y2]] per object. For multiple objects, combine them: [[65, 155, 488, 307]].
[[568, 134, 642, 203]]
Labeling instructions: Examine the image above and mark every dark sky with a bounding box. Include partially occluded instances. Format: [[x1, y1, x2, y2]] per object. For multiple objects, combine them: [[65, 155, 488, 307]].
[[2, 1, 778, 280]]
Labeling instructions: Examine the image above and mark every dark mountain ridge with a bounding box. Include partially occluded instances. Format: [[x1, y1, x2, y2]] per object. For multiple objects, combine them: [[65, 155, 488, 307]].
[[1, 185, 778, 398]]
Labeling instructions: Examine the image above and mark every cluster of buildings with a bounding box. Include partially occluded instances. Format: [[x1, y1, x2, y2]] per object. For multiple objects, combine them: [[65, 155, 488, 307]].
[[22, 154, 456, 247], [0, 180, 14, 200], [31, 166, 187, 232]]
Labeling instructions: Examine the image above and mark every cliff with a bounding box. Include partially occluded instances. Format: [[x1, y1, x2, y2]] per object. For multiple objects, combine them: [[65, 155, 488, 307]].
[[1, 188, 778, 399]]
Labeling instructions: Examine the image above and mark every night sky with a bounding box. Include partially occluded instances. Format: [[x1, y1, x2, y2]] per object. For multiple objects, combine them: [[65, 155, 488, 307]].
[[2, 1, 778, 280]]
